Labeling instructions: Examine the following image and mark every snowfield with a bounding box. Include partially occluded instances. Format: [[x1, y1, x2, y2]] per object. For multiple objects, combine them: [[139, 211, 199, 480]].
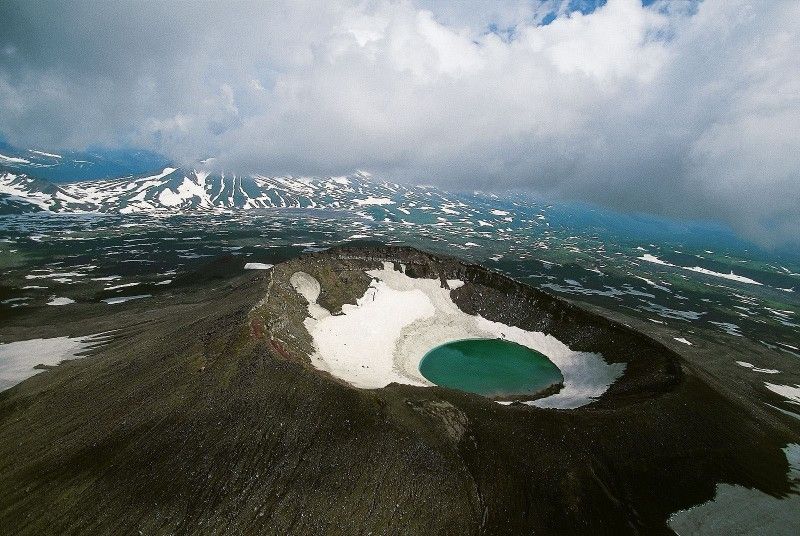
[[0, 333, 110, 391], [353, 196, 393, 206], [102, 294, 151, 304], [669, 443, 800, 535], [765, 382, 800, 405], [638, 253, 763, 285], [244, 262, 273, 270], [47, 297, 75, 306], [0, 153, 31, 164], [295, 262, 625, 408]]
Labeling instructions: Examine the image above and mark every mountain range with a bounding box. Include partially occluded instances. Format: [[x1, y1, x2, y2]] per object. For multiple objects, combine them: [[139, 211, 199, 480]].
[[0, 144, 780, 258], [0, 141, 458, 217], [0, 164, 451, 216]]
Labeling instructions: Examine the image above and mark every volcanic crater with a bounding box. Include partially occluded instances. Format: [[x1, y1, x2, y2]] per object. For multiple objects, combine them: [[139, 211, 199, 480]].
[[249, 244, 682, 408]]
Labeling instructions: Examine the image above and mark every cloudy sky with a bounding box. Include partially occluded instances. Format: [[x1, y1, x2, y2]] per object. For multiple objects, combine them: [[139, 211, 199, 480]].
[[1, 0, 798, 246]]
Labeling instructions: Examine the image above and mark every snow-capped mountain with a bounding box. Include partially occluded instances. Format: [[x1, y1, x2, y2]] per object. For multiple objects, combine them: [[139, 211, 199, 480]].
[[0, 172, 95, 213], [0, 166, 464, 222]]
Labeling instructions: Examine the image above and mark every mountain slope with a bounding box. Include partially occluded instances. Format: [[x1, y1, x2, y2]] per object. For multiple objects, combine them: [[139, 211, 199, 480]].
[[0, 142, 170, 183], [0, 172, 95, 214], [0, 247, 795, 534]]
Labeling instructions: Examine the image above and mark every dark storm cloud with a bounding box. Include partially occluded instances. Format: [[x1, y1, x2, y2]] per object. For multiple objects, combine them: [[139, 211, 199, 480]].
[[1, 0, 798, 247]]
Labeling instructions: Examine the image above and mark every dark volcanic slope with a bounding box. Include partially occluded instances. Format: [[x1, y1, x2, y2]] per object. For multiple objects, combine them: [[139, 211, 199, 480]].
[[0, 245, 796, 535]]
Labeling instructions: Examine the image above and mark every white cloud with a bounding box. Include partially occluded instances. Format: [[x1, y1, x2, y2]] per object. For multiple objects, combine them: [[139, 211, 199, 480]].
[[0, 0, 798, 246]]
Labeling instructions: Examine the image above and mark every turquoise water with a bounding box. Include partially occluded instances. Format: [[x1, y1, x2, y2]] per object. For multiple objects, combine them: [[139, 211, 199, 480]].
[[419, 338, 563, 398]]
